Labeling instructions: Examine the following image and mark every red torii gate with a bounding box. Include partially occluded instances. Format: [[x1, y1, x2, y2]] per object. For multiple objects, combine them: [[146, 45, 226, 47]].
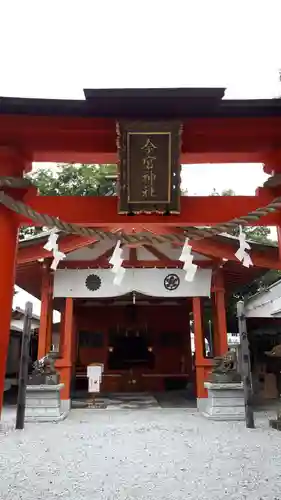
[[1, 87, 281, 414]]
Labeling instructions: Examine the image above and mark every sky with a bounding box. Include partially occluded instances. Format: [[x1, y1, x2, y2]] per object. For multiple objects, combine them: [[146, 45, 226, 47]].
[[2, 0, 280, 311]]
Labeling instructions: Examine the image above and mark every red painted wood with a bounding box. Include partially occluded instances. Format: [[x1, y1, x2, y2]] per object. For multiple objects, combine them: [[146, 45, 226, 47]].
[[17, 235, 97, 264], [18, 192, 280, 228], [17, 233, 281, 270], [192, 297, 208, 399], [277, 227, 281, 261], [46, 273, 54, 354], [212, 270, 228, 356], [1, 114, 281, 164], [190, 238, 280, 270], [37, 263, 52, 359], [57, 259, 213, 269], [0, 150, 27, 416], [129, 247, 138, 267], [56, 298, 74, 401], [0, 207, 19, 415], [142, 244, 172, 262]]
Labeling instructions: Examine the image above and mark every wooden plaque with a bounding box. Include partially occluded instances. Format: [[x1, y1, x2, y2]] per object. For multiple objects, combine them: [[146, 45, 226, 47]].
[[117, 121, 182, 214]]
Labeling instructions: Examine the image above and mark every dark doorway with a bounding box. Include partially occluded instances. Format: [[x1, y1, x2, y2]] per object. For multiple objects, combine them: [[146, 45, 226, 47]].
[[108, 329, 155, 370]]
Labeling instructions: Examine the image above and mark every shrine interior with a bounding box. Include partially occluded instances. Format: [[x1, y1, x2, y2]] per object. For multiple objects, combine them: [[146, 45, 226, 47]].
[[63, 295, 194, 396]]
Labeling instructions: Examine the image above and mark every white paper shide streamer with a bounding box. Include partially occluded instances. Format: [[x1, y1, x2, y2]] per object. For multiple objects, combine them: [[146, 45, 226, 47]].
[[43, 229, 66, 270], [179, 238, 198, 282], [235, 226, 253, 268], [109, 240, 125, 285]]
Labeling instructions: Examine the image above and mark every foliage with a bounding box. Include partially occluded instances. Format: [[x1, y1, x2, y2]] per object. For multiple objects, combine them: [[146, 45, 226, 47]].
[[26, 163, 117, 196], [20, 164, 117, 239], [210, 189, 276, 327], [20, 168, 272, 246], [213, 188, 272, 243]]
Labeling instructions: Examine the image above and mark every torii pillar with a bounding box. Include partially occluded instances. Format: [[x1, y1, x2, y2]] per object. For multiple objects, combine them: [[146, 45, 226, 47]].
[[0, 148, 31, 417]]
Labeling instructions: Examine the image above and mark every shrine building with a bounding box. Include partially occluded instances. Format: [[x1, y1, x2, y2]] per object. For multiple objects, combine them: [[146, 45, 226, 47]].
[[1, 87, 281, 417], [15, 231, 279, 412]]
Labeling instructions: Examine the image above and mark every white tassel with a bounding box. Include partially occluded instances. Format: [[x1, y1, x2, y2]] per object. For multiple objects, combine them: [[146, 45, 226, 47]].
[[235, 226, 253, 268], [179, 238, 198, 282]]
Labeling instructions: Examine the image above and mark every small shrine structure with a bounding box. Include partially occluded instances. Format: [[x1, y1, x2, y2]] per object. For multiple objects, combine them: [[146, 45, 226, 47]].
[[1, 87, 281, 416]]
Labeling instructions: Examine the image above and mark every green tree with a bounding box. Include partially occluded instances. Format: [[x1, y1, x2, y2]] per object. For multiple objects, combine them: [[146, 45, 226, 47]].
[[210, 188, 277, 328], [27, 163, 117, 196], [218, 188, 271, 243], [20, 163, 117, 239]]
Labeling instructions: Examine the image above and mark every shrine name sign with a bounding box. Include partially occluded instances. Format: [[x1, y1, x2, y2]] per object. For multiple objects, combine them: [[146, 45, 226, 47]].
[[117, 121, 182, 214]]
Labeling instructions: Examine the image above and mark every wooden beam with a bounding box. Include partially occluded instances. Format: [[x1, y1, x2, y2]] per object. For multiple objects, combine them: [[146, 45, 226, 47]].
[[190, 238, 280, 269], [18, 192, 280, 227], [16, 233, 280, 270], [17, 235, 97, 264], [129, 247, 138, 267], [142, 244, 173, 263], [94, 244, 115, 265], [58, 259, 213, 269], [1, 114, 281, 164]]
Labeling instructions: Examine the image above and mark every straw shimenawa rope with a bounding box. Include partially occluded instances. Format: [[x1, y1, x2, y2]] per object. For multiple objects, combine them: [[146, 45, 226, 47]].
[[0, 175, 281, 245]]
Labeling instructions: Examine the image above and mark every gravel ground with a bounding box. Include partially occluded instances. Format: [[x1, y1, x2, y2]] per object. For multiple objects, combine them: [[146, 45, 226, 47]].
[[0, 409, 281, 500]]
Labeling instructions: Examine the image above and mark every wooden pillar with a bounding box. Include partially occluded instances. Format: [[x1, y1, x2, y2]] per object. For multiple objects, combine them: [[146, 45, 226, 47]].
[[0, 148, 30, 417], [277, 227, 281, 261], [192, 297, 206, 399], [192, 297, 213, 404], [46, 276, 54, 353], [56, 298, 74, 408], [0, 208, 19, 415], [71, 315, 78, 364], [212, 269, 228, 356], [38, 262, 53, 358], [59, 308, 66, 358]]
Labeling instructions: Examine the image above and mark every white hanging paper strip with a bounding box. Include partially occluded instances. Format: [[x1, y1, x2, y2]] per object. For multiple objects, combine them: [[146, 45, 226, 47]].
[[184, 264, 198, 282], [109, 240, 122, 266], [113, 266, 126, 286], [241, 252, 253, 269], [235, 226, 253, 268], [43, 229, 66, 270], [183, 255, 194, 270], [109, 240, 125, 284], [51, 251, 66, 270], [111, 261, 124, 274], [179, 238, 198, 282], [43, 229, 59, 252]]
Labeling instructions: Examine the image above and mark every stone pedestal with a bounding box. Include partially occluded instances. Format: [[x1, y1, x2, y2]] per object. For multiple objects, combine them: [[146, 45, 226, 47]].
[[25, 383, 67, 423], [203, 382, 244, 421]]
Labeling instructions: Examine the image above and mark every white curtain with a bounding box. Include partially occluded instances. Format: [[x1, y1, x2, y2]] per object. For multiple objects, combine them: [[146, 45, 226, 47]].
[[54, 268, 212, 298]]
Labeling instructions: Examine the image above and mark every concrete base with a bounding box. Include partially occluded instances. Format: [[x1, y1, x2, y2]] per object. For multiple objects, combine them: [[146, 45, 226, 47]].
[[197, 397, 208, 414], [61, 399, 71, 414], [25, 384, 68, 423], [203, 382, 245, 421]]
